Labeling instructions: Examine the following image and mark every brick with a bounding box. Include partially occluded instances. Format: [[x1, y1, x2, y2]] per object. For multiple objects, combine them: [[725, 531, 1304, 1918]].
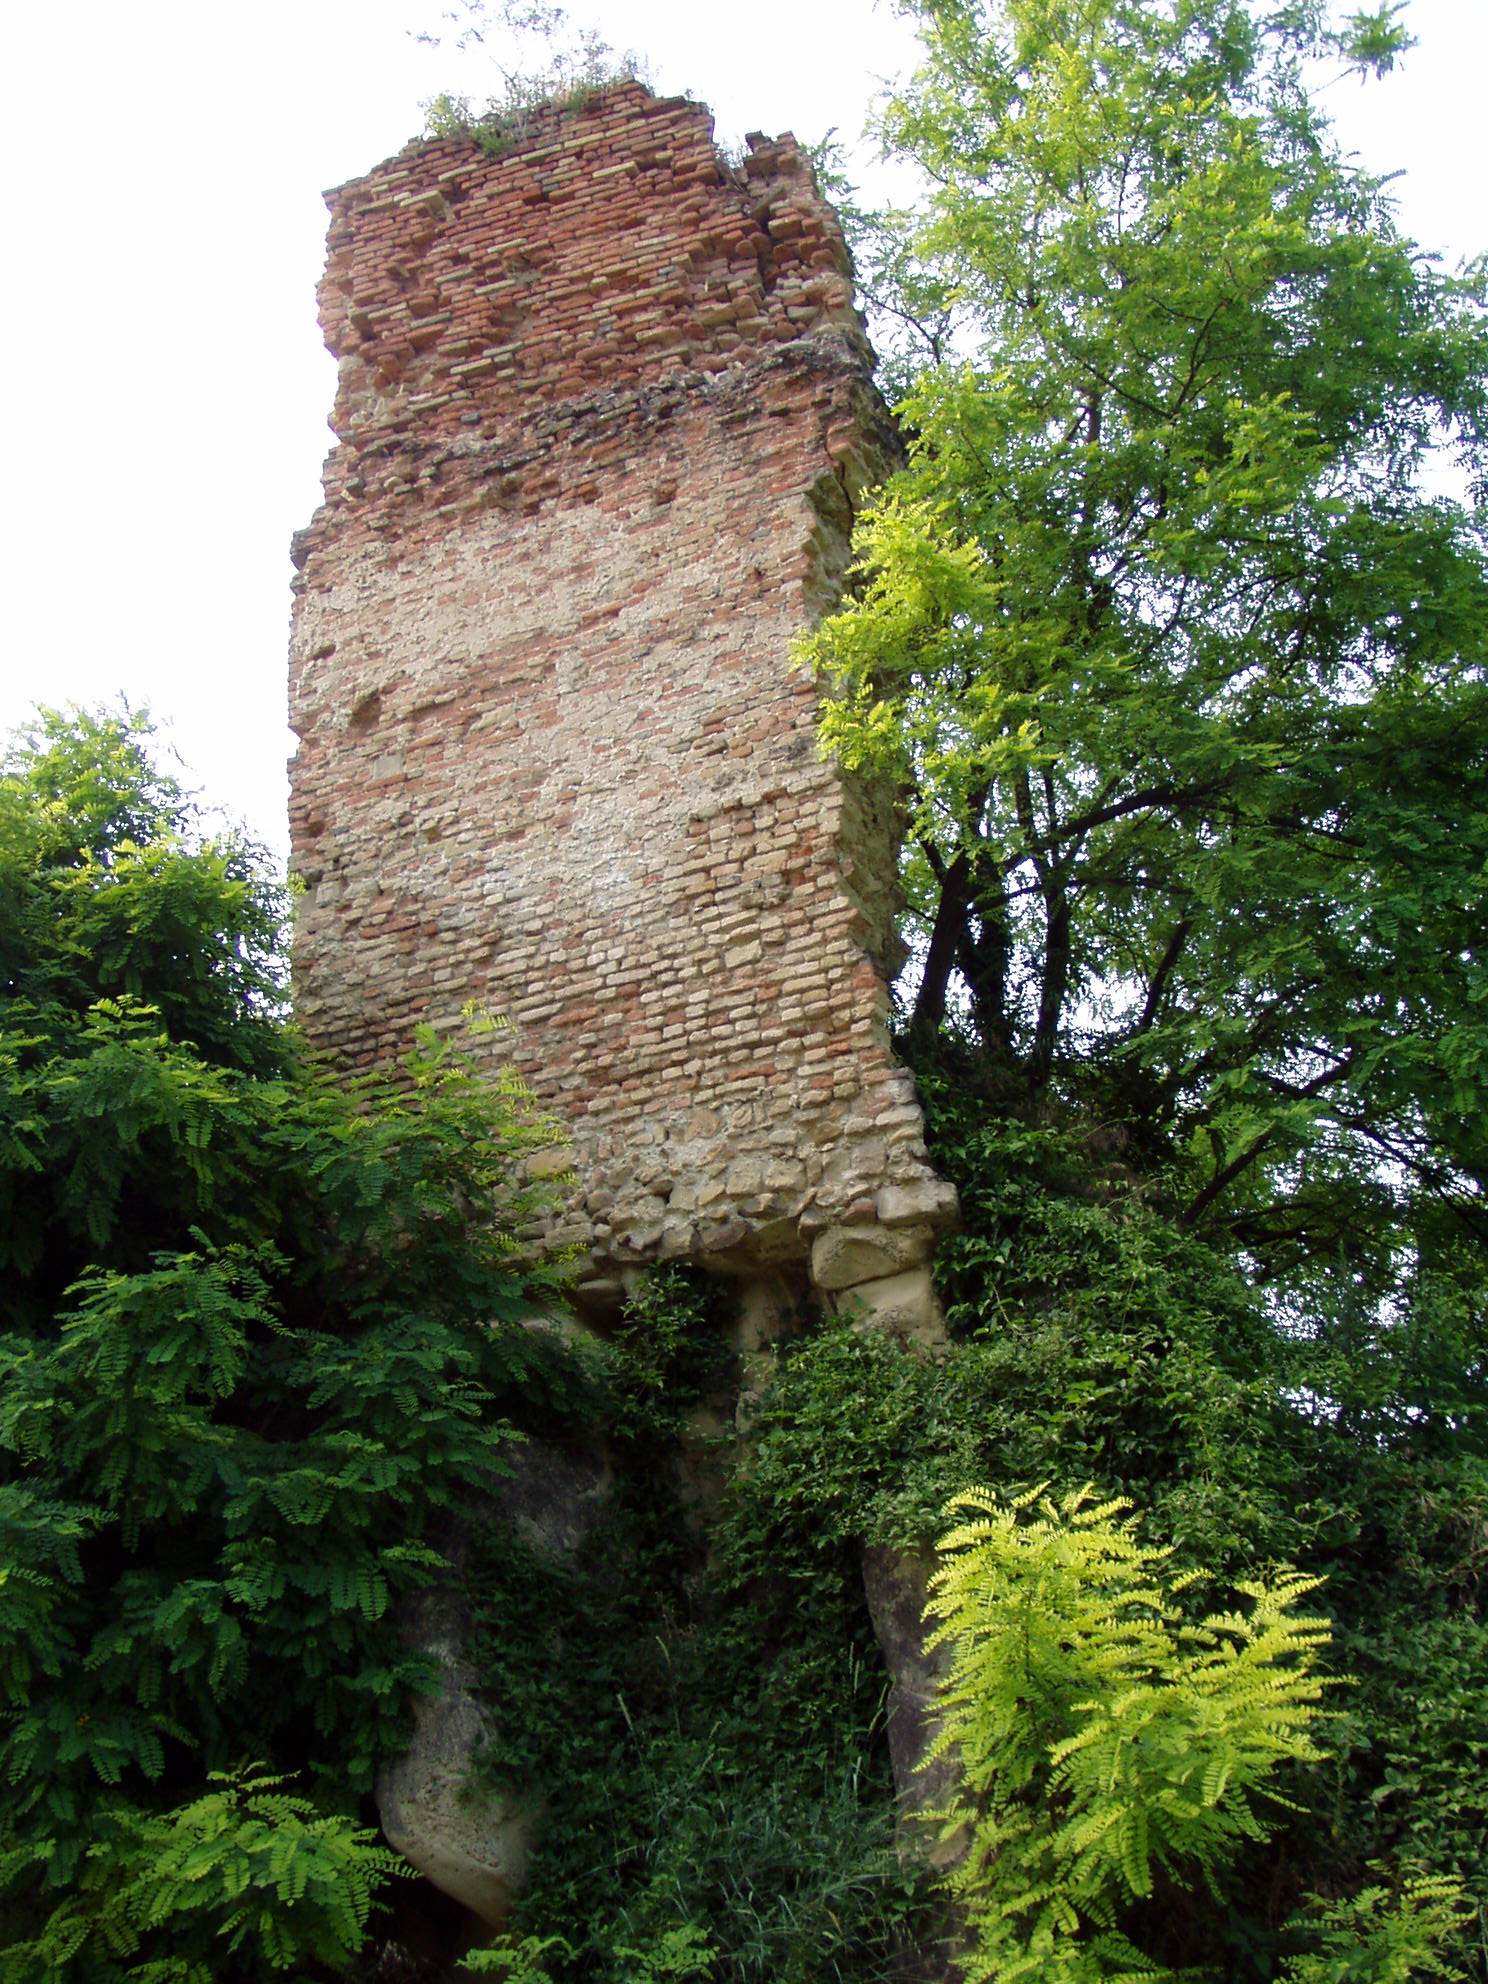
[[288, 83, 947, 1287]]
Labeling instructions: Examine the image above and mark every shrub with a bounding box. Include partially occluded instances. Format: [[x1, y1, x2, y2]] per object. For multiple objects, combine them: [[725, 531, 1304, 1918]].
[[0, 710, 572, 1979]]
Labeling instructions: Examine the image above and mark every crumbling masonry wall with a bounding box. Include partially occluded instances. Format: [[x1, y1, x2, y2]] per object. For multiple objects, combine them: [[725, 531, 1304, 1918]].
[[288, 82, 956, 1302]]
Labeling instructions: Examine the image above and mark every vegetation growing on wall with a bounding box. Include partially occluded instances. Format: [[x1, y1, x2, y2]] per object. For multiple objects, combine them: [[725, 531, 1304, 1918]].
[[418, 0, 650, 157]]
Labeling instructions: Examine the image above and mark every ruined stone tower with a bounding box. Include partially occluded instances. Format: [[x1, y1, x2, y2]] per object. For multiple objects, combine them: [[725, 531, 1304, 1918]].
[[288, 82, 955, 1319]]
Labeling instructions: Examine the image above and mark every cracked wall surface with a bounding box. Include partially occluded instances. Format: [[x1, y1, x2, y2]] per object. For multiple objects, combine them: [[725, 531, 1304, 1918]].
[[288, 82, 956, 1300]]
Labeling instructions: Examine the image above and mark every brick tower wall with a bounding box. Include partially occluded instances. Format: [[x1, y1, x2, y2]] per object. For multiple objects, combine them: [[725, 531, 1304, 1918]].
[[288, 83, 955, 1301]]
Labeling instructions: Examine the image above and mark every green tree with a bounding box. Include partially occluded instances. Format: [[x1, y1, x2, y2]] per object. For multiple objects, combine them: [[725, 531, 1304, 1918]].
[[0, 709, 571, 1980], [798, 1, 1488, 1971], [806, 0, 1488, 1291]]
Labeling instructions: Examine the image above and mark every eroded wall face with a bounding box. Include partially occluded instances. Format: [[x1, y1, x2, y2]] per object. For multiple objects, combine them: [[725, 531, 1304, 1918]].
[[288, 84, 955, 1296]]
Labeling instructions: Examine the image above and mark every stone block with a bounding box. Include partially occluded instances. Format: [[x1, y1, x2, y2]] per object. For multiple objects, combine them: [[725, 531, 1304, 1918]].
[[657, 1216, 699, 1259], [698, 1212, 751, 1260], [375, 1642, 535, 1926], [377, 1434, 609, 1918], [875, 1178, 960, 1230], [835, 1265, 947, 1346], [859, 1545, 965, 1866], [810, 1220, 932, 1291]]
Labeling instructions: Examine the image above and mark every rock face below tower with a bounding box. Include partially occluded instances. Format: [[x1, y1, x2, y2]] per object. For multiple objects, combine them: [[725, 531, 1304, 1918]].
[[288, 82, 955, 1297]]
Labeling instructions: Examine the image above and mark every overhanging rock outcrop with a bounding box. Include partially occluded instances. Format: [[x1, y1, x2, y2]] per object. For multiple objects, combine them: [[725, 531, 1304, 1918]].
[[287, 81, 957, 1305]]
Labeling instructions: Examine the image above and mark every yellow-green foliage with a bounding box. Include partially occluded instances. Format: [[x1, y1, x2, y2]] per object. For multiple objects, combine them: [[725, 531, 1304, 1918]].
[[1279, 1878, 1474, 1984], [923, 1486, 1471, 1983], [922, 1485, 1333, 1983]]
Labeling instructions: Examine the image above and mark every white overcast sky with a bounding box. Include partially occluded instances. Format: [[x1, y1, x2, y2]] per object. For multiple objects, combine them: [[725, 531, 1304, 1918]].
[[0, 0, 1483, 860]]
